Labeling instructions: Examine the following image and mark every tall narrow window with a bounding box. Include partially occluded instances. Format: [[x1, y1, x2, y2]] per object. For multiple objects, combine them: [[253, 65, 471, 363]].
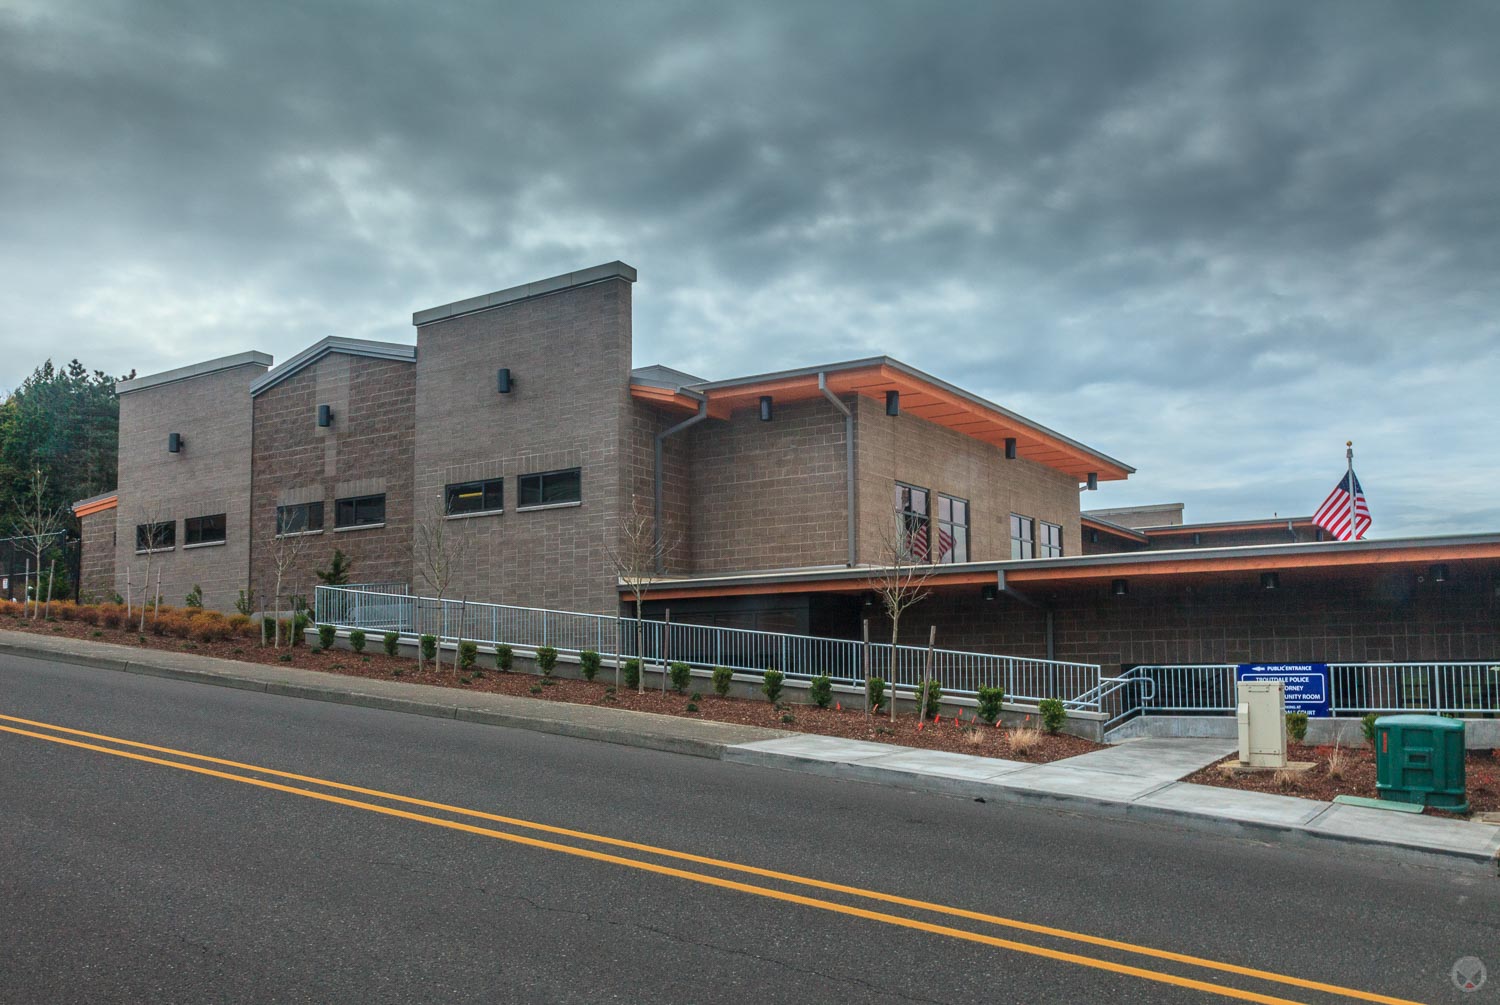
[[1039, 521, 1063, 558], [335, 493, 386, 528], [894, 482, 930, 561], [936, 495, 969, 563], [184, 514, 227, 546], [518, 468, 581, 508], [1010, 514, 1035, 559], [276, 501, 324, 535], [445, 478, 504, 515]]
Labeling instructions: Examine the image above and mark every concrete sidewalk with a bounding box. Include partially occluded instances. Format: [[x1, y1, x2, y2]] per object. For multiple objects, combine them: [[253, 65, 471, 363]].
[[4, 629, 1498, 872]]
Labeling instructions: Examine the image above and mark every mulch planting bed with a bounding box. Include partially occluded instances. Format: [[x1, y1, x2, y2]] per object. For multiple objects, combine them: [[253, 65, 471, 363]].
[[2, 604, 1103, 764], [1185, 742, 1500, 817]]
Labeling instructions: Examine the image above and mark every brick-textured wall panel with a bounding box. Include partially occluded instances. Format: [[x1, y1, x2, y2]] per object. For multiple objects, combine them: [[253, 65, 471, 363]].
[[114, 363, 264, 612], [624, 401, 694, 574], [686, 397, 850, 574], [78, 508, 117, 600], [855, 395, 1082, 565], [414, 279, 631, 614], [250, 354, 416, 612], [862, 565, 1500, 670]]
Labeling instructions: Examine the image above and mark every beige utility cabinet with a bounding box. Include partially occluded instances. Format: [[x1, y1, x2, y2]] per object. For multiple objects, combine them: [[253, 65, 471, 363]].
[[1236, 680, 1287, 768]]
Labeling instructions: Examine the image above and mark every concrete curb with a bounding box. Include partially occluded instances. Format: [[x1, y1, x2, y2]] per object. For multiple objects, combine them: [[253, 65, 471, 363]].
[[5, 634, 1497, 873]]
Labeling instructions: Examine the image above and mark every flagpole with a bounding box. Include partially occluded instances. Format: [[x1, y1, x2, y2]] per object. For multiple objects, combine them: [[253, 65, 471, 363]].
[[1345, 440, 1355, 541]]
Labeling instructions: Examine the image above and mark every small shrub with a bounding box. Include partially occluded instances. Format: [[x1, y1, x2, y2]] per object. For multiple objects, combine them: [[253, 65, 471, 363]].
[[459, 675, 472, 685], [623, 658, 641, 690], [292, 611, 311, 644], [1361, 713, 1380, 747], [780, 712, 795, 724], [52, 601, 78, 621], [184, 585, 204, 609], [348, 629, 366, 653], [686, 702, 699, 712], [1285, 711, 1309, 744], [192, 614, 230, 643], [1039, 698, 1067, 735], [1272, 768, 1299, 792], [530, 684, 543, 695], [711, 666, 733, 697], [279, 652, 293, 663], [419, 634, 437, 661], [234, 588, 256, 617], [867, 677, 886, 712], [148, 614, 171, 636], [227, 614, 253, 636], [317, 623, 337, 649], [669, 661, 691, 694], [536, 645, 558, 677], [75, 605, 100, 626], [808, 674, 833, 709], [99, 604, 126, 629], [580, 650, 601, 681], [92, 629, 102, 637], [164, 613, 194, 640], [977, 686, 1005, 725], [691, 691, 702, 701], [761, 669, 785, 703], [459, 640, 478, 670], [392, 666, 404, 677], [383, 631, 399, 657], [913, 679, 942, 720], [495, 643, 514, 671]]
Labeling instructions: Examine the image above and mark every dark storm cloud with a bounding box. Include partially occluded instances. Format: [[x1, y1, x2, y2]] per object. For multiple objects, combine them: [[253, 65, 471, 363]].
[[2, 0, 1497, 531]]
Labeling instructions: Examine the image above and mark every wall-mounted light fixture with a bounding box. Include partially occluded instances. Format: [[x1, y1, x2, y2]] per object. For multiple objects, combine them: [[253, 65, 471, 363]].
[[759, 395, 773, 422], [167, 432, 183, 454], [317, 404, 333, 428], [1087, 472, 1099, 491], [1112, 578, 1128, 596], [496, 368, 513, 394], [1261, 572, 1280, 591], [1004, 438, 1017, 460], [1431, 563, 1449, 583], [885, 390, 900, 416], [981, 584, 998, 602]]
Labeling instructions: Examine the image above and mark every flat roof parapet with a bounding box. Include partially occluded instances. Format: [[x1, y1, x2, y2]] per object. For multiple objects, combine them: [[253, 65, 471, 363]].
[[116, 351, 273, 396], [413, 261, 637, 328]]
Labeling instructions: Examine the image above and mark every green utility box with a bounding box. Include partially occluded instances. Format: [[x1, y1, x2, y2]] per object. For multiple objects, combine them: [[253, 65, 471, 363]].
[[1374, 714, 1468, 813]]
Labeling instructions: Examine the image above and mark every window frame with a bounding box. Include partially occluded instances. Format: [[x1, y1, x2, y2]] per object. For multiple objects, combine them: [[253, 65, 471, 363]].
[[276, 501, 325, 536], [518, 468, 582, 509], [445, 478, 504, 517], [894, 481, 932, 562], [935, 493, 969, 564], [1039, 520, 1064, 558], [334, 493, 386, 529], [135, 520, 175, 553], [183, 513, 227, 547], [1010, 513, 1036, 560]]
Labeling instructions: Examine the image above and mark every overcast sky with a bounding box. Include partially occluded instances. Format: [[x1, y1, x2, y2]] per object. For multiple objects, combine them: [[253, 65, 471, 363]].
[[3, 1, 1496, 535]]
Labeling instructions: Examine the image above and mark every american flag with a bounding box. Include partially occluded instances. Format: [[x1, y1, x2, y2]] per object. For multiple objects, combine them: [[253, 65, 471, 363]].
[[908, 520, 930, 561], [1313, 471, 1372, 541], [937, 525, 955, 562]]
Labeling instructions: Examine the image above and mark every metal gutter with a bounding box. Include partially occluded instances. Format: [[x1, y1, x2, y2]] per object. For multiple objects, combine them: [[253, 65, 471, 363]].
[[818, 372, 857, 568], [654, 399, 710, 573]]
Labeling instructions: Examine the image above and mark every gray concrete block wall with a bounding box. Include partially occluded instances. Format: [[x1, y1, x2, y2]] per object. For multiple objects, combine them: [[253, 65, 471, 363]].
[[114, 361, 266, 612], [250, 353, 416, 611], [413, 276, 634, 614], [78, 506, 117, 601]]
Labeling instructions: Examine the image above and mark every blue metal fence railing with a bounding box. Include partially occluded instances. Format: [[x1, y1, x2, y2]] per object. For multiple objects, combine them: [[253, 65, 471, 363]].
[[314, 585, 1100, 706]]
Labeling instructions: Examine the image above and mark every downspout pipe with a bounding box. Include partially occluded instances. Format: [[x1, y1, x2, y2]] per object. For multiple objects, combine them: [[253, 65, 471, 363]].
[[654, 397, 709, 574], [818, 372, 856, 568]]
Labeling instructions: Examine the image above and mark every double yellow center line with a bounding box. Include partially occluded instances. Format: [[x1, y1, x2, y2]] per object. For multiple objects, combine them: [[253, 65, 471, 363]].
[[0, 711, 1419, 1004]]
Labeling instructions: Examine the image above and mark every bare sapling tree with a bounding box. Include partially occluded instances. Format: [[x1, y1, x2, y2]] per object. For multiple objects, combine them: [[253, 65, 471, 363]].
[[269, 507, 315, 648], [605, 494, 679, 693], [133, 500, 171, 633], [416, 498, 461, 674], [867, 511, 936, 721], [13, 468, 66, 621]]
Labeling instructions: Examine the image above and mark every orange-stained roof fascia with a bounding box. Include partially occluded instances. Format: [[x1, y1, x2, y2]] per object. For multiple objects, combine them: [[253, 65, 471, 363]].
[[629, 383, 703, 412], [72, 494, 118, 518], [1081, 516, 1148, 542]]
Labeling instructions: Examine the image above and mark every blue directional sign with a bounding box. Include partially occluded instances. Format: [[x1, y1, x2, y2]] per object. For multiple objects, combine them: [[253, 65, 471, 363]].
[[1236, 663, 1332, 717]]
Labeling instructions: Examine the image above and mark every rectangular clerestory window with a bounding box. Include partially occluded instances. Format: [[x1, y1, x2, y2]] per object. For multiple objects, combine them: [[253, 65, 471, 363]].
[[184, 513, 227, 546], [335, 494, 386, 529], [518, 468, 581, 508], [276, 501, 325, 536], [135, 521, 175, 553], [445, 478, 504, 516]]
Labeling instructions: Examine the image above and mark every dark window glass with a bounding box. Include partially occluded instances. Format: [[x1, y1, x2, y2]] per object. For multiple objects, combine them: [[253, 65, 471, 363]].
[[894, 482, 931, 561], [135, 521, 175, 551], [1039, 521, 1063, 558], [276, 501, 324, 535], [519, 468, 582, 507], [184, 514, 227, 546], [936, 494, 969, 563], [1010, 514, 1035, 559], [334, 494, 386, 528], [445, 478, 504, 515]]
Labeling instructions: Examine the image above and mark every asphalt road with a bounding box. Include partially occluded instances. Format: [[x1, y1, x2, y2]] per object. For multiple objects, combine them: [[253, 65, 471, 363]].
[[1, 653, 1496, 1004]]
